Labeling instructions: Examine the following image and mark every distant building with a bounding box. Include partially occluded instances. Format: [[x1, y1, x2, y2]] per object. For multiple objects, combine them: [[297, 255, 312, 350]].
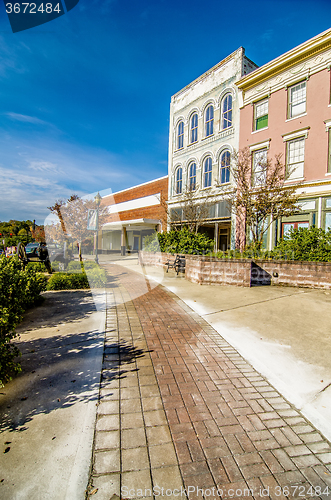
[[168, 47, 257, 250], [237, 28, 331, 249], [100, 176, 168, 254]]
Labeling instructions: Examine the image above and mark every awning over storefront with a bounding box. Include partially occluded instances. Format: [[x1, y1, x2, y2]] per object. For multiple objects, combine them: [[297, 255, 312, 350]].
[[102, 218, 161, 231]]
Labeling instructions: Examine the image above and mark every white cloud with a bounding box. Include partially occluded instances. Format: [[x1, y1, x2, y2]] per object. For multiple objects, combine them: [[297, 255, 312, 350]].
[[0, 135, 149, 223], [5, 112, 49, 125], [27, 160, 62, 173]]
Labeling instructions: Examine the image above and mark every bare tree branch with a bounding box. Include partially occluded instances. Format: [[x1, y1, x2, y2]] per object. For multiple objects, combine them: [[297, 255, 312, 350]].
[[229, 148, 303, 250]]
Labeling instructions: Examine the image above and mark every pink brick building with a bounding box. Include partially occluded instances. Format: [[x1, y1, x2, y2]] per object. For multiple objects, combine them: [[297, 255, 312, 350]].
[[236, 29, 331, 249]]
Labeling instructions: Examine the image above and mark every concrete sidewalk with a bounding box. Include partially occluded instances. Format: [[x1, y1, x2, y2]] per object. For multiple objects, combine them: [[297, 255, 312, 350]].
[[106, 254, 331, 444], [87, 261, 331, 499], [0, 290, 105, 500]]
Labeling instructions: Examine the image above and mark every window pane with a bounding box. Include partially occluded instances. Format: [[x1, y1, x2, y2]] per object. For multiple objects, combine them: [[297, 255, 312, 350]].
[[189, 163, 196, 190], [325, 212, 331, 230], [222, 94, 232, 129], [290, 82, 306, 117], [256, 115, 268, 130], [205, 106, 214, 136], [283, 223, 294, 236], [255, 100, 268, 118], [177, 121, 184, 149], [220, 151, 230, 184], [255, 99, 268, 130], [287, 138, 305, 179], [253, 149, 267, 184], [190, 114, 198, 143], [176, 168, 182, 194], [204, 157, 212, 187]]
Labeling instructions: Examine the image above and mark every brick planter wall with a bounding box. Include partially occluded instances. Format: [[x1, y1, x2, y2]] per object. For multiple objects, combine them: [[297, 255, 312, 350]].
[[138, 251, 173, 268], [139, 252, 331, 289], [185, 256, 252, 286], [256, 260, 331, 289]]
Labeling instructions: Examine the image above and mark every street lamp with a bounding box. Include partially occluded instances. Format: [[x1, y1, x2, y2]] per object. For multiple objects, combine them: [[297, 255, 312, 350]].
[[94, 192, 102, 264]]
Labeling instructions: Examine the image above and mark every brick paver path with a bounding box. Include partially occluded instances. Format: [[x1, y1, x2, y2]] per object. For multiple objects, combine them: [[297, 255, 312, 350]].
[[87, 264, 331, 500]]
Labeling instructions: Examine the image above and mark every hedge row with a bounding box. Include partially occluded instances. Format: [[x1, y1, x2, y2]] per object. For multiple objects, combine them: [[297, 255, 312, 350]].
[[0, 255, 47, 386], [46, 261, 107, 289]]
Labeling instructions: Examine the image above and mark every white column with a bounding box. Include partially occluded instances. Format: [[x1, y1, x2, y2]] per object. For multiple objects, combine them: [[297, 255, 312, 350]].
[[318, 197, 322, 228]]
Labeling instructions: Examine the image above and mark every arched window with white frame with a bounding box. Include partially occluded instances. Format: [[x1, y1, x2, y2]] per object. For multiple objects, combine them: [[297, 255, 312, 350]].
[[222, 94, 232, 129], [177, 121, 184, 149], [205, 105, 214, 137], [203, 157, 212, 187], [220, 150, 230, 184], [175, 166, 183, 194], [188, 162, 196, 191], [190, 113, 198, 143]]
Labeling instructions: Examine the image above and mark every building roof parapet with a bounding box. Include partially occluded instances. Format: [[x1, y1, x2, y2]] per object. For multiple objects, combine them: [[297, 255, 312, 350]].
[[237, 28, 331, 92], [171, 47, 245, 101], [102, 175, 168, 200]]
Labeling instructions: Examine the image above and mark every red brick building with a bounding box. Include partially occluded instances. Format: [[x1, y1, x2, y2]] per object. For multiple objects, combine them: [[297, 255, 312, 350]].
[[100, 176, 168, 254]]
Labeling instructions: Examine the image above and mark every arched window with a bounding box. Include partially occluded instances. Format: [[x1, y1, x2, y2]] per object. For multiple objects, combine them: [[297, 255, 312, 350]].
[[177, 121, 184, 149], [190, 113, 198, 143], [188, 162, 196, 191], [220, 150, 230, 184], [175, 167, 182, 194], [203, 157, 212, 187], [205, 105, 214, 137], [222, 94, 232, 129]]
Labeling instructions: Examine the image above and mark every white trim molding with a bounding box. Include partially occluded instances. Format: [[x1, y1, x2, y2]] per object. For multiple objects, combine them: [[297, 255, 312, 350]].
[[249, 139, 271, 152], [324, 119, 331, 131], [282, 127, 310, 142]]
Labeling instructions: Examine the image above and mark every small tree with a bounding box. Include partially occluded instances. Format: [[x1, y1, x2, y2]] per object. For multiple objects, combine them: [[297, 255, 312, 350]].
[[230, 148, 303, 251], [30, 225, 45, 243], [47, 195, 108, 260], [167, 187, 213, 234]]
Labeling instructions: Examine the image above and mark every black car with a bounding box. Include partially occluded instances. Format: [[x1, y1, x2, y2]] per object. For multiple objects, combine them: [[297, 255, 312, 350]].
[[25, 242, 40, 260]]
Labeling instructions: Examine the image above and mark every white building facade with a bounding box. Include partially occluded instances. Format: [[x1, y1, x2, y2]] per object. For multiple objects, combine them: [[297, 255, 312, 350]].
[[168, 47, 257, 250]]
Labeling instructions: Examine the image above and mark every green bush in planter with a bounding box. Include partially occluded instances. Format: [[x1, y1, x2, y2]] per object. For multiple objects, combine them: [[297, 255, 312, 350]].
[[274, 227, 331, 262], [144, 228, 214, 255]]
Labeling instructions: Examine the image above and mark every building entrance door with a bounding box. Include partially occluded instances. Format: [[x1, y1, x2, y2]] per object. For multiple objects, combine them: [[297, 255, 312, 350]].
[[219, 225, 230, 251], [133, 236, 140, 251]]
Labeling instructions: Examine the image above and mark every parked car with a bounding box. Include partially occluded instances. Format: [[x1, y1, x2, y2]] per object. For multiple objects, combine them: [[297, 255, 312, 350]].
[[49, 245, 73, 263], [25, 242, 40, 260], [25, 242, 74, 263]]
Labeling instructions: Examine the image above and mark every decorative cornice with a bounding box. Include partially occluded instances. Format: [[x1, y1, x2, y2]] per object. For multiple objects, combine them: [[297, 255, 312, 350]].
[[237, 29, 331, 92]]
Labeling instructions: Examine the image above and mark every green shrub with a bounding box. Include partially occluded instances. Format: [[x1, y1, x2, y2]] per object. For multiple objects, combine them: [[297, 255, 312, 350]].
[[0, 255, 47, 386], [85, 266, 107, 288], [46, 272, 89, 290], [26, 261, 48, 273], [143, 233, 160, 253], [48, 260, 107, 289], [144, 228, 214, 255], [66, 261, 84, 273], [274, 227, 331, 261]]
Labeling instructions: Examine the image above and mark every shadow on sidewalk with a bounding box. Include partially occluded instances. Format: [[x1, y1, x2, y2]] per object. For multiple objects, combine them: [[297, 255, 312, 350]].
[[0, 329, 103, 433], [16, 290, 97, 332]]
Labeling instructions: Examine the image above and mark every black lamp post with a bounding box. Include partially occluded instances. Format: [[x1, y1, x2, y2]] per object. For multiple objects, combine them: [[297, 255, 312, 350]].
[[95, 192, 102, 264]]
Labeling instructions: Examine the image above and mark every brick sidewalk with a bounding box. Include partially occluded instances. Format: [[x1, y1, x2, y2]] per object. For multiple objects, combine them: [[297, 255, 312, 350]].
[[87, 265, 331, 500]]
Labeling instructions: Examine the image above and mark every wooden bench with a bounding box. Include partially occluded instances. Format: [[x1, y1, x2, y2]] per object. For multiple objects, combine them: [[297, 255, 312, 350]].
[[165, 254, 186, 275]]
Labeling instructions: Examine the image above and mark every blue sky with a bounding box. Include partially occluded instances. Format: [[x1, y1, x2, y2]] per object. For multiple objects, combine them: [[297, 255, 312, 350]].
[[0, 0, 331, 223]]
